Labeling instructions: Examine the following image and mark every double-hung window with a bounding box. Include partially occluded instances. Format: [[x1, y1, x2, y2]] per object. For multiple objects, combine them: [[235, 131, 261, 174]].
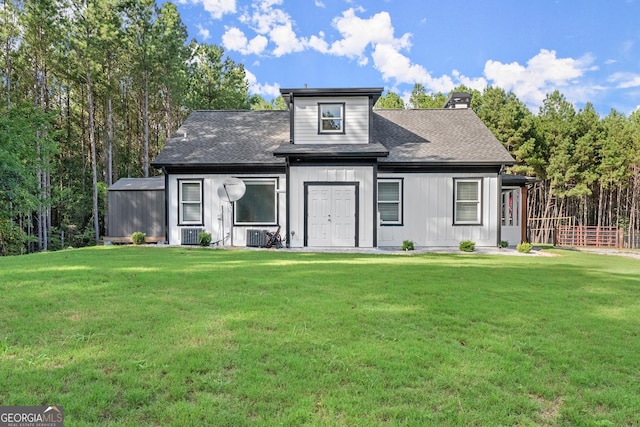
[[378, 179, 402, 225], [454, 178, 482, 224], [179, 180, 203, 225], [318, 103, 344, 133], [235, 179, 277, 225]]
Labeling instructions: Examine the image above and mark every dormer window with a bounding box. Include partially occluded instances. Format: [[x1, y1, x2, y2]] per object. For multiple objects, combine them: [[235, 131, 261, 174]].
[[319, 103, 345, 134]]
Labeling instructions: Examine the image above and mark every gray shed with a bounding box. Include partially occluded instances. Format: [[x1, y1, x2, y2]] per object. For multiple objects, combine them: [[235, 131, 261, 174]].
[[106, 177, 166, 243]]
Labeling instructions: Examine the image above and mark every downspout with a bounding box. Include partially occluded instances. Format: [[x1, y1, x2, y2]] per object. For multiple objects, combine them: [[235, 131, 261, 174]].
[[163, 169, 169, 244], [286, 92, 294, 247], [496, 166, 504, 247], [370, 95, 377, 247], [373, 161, 378, 248], [285, 157, 291, 248], [288, 92, 294, 143]]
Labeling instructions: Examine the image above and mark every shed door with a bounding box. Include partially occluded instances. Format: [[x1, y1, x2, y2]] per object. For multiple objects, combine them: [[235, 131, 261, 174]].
[[306, 185, 356, 247]]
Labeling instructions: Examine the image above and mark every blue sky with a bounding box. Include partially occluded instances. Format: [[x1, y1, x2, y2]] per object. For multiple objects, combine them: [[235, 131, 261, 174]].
[[172, 0, 640, 115]]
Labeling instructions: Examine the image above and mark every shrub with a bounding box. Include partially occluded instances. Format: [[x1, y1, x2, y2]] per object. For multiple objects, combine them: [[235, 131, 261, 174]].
[[131, 232, 146, 245], [459, 240, 475, 252], [199, 231, 212, 247], [500, 240, 509, 248], [516, 242, 533, 253], [402, 240, 415, 251]]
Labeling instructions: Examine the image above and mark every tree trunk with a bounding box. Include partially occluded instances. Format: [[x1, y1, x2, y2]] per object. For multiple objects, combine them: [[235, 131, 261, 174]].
[[87, 67, 100, 245], [597, 183, 604, 227], [143, 71, 149, 177]]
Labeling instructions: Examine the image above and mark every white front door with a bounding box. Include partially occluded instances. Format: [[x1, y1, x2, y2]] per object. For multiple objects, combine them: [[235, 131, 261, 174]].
[[307, 185, 357, 247]]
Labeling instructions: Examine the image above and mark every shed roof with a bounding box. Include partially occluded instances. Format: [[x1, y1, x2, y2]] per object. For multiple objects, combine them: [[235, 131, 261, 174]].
[[109, 177, 165, 191]]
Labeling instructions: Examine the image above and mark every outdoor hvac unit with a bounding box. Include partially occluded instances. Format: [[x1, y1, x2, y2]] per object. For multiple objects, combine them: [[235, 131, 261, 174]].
[[246, 229, 268, 247], [181, 228, 203, 245]]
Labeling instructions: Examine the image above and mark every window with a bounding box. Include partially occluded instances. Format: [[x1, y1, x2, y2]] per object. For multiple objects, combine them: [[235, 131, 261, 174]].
[[179, 180, 203, 224], [454, 178, 482, 224], [378, 179, 402, 225], [235, 179, 277, 225], [501, 189, 520, 226], [319, 103, 344, 133]]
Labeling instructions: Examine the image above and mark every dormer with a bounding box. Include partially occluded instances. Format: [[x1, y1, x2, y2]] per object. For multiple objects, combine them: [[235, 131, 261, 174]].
[[280, 87, 383, 145]]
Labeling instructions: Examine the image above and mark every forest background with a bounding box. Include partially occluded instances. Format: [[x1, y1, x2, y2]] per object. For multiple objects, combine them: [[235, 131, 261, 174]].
[[1, 0, 639, 255]]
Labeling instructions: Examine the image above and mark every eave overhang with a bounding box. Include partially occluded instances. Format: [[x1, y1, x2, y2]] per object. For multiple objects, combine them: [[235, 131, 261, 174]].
[[273, 143, 389, 159], [280, 87, 384, 106]]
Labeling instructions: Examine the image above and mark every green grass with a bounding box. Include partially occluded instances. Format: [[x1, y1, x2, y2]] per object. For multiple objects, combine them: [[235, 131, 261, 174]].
[[1, 247, 639, 426]]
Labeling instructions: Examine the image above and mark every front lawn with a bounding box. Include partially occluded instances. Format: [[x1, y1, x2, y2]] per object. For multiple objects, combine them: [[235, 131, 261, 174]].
[[1, 247, 638, 425]]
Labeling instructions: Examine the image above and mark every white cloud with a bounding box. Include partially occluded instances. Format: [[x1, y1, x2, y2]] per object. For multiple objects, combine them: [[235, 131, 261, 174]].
[[308, 33, 329, 53], [484, 49, 595, 108], [608, 72, 640, 88], [245, 69, 281, 99], [233, 0, 309, 57], [270, 22, 306, 56], [222, 27, 268, 55], [372, 43, 430, 85], [197, 24, 210, 41], [199, 0, 236, 19], [242, 0, 289, 34], [315, 0, 325, 7], [326, 9, 411, 64]]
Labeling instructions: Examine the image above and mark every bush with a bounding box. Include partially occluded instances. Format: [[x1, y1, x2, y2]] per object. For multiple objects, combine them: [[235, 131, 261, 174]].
[[516, 242, 533, 253], [402, 240, 414, 251], [500, 240, 509, 248], [459, 240, 475, 252], [0, 217, 25, 256], [199, 231, 212, 247], [131, 232, 146, 245]]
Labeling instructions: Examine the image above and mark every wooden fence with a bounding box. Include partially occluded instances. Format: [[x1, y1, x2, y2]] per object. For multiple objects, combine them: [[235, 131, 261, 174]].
[[555, 226, 623, 248]]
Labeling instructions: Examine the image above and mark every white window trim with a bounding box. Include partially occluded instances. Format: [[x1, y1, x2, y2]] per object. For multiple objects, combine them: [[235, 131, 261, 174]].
[[454, 178, 482, 225], [178, 179, 203, 225], [378, 178, 403, 226], [234, 178, 278, 226], [318, 102, 345, 134]]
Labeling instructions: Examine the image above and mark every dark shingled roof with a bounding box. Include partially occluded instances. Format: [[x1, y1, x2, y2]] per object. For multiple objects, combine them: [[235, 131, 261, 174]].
[[152, 110, 289, 167], [152, 108, 514, 168], [373, 109, 515, 165]]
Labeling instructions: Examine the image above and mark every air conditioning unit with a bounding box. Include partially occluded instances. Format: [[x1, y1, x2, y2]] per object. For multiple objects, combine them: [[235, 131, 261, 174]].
[[246, 229, 268, 247], [181, 228, 203, 245]]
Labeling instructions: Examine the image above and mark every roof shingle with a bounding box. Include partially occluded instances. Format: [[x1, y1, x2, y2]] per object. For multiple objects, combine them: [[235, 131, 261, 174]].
[[152, 108, 514, 168], [152, 110, 289, 167], [373, 109, 515, 165]]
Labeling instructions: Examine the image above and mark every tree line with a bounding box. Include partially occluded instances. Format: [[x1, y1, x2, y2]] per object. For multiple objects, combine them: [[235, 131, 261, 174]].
[[377, 84, 640, 245], [0, 0, 250, 255], [2, 1, 638, 255]]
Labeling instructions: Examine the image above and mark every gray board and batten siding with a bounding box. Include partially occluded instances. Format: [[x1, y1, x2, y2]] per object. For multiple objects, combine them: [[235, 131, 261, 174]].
[[106, 177, 166, 243]]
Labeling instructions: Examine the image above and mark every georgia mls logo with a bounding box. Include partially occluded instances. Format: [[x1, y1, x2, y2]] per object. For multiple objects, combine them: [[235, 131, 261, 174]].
[[0, 405, 64, 427]]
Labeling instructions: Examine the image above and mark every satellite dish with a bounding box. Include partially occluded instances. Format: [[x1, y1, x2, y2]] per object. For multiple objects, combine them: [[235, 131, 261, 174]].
[[217, 178, 246, 202]]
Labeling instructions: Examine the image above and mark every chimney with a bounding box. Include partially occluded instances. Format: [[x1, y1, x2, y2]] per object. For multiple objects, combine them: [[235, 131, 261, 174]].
[[444, 92, 471, 109]]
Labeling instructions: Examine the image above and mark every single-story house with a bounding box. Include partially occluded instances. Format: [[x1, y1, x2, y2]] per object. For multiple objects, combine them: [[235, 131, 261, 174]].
[[150, 87, 523, 248]]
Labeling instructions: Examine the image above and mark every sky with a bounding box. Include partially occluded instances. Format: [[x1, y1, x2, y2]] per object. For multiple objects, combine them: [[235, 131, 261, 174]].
[[170, 0, 640, 115]]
